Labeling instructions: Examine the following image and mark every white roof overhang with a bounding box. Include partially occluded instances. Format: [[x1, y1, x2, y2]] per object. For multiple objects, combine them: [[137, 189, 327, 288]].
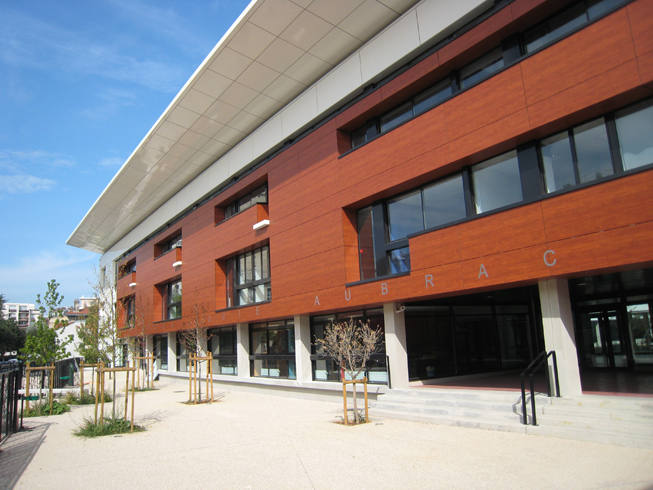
[[68, 0, 491, 256]]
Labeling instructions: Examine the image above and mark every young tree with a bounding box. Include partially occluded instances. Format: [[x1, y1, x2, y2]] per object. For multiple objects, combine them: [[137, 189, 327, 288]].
[[0, 294, 26, 359], [75, 301, 109, 364], [315, 318, 383, 424], [20, 280, 72, 366], [178, 290, 212, 402], [89, 266, 121, 418]]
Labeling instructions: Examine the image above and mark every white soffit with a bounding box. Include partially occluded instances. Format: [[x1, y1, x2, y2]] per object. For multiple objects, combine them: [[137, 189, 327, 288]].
[[70, 0, 491, 257]]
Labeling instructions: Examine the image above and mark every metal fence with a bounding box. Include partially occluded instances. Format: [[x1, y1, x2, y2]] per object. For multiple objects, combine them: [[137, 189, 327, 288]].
[[0, 360, 23, 443]]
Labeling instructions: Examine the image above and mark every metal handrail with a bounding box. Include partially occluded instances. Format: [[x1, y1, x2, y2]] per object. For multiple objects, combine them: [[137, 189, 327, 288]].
[[520, 350, 560, 426]]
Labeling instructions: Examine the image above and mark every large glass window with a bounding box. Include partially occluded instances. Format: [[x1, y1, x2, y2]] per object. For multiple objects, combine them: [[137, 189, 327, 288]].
[[357, 207, 376, 280], [167, 280, 182, 320], [160, 234, 182, 256], [124, 296, 135, 328], [524, 2, 587, 53], [541, 131, 576, 192], [208, 326, 237, 375], [573, 118, 613, 183], [472, 151, 522, 213], [615, 99, 653, 171], [413, 79, 452, 115], [250, 320, 295, 379], [311, 310, 387, 383], [380, 102, 413, 133], [154, 334, 168, 370], [226, 245, 271, 307], [422, 174, 466, 229], [388, 191, 424, 241]]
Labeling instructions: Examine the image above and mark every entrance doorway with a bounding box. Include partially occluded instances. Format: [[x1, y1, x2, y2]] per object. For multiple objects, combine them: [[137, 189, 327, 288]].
[[570, 268, 653, 395], [577, 307, 628, 369]]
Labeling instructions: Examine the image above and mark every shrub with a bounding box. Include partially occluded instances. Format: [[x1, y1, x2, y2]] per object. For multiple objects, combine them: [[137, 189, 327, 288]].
[[24, 399, 70, 417], [73, 416, 143, 438]]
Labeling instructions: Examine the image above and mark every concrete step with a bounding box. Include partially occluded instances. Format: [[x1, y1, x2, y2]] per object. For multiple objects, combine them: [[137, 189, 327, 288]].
[[542, 404, 653, 424], [527, 424, 653, 450], [370, 408, 528, 434], [548, 394, 653, 412], [372, 400, 523, 423]]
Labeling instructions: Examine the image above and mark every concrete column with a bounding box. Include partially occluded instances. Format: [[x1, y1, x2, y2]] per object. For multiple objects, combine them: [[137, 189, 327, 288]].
[[236, 323, 250, 378], [145, 335, 153, 358], [167, 332, 176, 373], [383, 302, 409, 389], [294, 315, 312, 382], [538, 278, 583, 397]]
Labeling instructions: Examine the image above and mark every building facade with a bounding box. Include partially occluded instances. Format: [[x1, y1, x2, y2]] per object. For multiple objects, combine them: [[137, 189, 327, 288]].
[[2, 302, 39, 329], [68, 0, 653, 398]]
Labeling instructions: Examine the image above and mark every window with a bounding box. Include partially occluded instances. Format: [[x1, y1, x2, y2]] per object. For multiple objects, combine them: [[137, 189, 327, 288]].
[[160, 234, 182, 255], [311, 310, 387, 383], [176, 332, 189, 372], [459, 47, 504, 89], [472, 151, 522, 213], [250, 320, 295, 379], [208, 327, 237, 375], [166, 280, 182, 320], [357, 207, 376, 281], [614, 99, 653, 171], [413, 79, 452, 116], [124, 296, 135, 328], [154, 334, 168, 370], [119, 260, 136, 278], [225, 185, 267, 219], [541, 117, 613, 192], [524, 0, 626, 54], [422, 174, 467, 229], [226, 245, 271, 307], [388, 191, 424, 241]]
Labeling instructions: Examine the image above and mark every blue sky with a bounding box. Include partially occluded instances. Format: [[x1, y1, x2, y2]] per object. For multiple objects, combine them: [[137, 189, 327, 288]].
[[0, 0, 251, 305]]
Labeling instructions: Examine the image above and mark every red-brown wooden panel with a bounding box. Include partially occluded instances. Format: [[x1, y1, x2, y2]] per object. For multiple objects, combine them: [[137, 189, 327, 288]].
[[269, 152, 300, 193], [526, 59, 643, 131], [409, 225, 462, 271], [627, 0, 653, 58], [337, 136, 390, 192], [547, 220, 653, 275], [638, 50, 653, 86], [460, 244, 552, 288], [520, 10, 636, 106], [510, 0, 571, 28], [382, 104, 448, 168], [445, 65, 527, 142], [448, 109, 530, 164], [379, 51, 443, 105], [335, 89, 383, 131], [541, 170, 653, 242], [458, 203, 547, 261], [298, 132, 338, 176]]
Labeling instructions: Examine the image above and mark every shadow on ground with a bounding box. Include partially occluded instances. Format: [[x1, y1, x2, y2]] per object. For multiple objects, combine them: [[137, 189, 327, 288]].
[[0, 421, 50, 490]]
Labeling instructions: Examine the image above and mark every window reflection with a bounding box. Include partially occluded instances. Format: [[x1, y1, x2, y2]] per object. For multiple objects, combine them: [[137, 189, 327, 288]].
[[472, 151, 522, 213], [423, 174, 466, 229], [615, 99, 653, 171], [541, 131, 576, 192], [388, 191, 424, 241], [574, 118, 613, 183]]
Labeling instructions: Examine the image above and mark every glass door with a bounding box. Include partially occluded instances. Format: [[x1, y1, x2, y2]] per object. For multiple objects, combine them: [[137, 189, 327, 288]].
[[578, 307, 628, 369], [627, 303, 653, 364]]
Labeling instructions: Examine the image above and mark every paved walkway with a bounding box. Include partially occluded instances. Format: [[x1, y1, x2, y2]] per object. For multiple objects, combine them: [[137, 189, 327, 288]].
[[1, 379, 652, 490]]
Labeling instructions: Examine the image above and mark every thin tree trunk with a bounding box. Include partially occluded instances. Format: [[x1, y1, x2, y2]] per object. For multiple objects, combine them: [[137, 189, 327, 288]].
[[352, 382, 359, 424]]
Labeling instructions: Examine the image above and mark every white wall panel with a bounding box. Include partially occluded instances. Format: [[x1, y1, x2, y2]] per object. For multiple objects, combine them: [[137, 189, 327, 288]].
[[252, 115, 283, 159], [316, 55, 362, 114], [360, 9, 420, 84], [281, 87, 318, 139], [416, 0, 491, 46]]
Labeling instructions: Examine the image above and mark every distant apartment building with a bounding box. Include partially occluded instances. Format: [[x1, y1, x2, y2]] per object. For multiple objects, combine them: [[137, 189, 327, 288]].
[[2, 302, 39, 329]]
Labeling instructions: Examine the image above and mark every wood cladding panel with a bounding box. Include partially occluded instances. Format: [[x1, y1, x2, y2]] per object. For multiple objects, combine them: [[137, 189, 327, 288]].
[[298, 131, 338, 176], [409, 225, 462, 270], [268, 152, 300, 194], [383, 105, 448, 168], [520, 10, 636, 106], [337, 136, 390, 192], [637, 50, 653, 86], [540, 170, 653, 242], [628, 0, 653, 58], [445, 66, 527, 142], [526, 59, 644, 131], [458, 203, 547, 261]]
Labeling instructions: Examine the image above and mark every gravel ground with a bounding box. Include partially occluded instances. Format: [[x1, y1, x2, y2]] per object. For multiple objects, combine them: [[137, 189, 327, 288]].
[[1, 378, 652, 490]]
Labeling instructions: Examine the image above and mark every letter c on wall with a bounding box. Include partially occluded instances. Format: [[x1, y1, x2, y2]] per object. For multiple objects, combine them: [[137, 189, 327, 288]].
[[543, 250, 556, 267]]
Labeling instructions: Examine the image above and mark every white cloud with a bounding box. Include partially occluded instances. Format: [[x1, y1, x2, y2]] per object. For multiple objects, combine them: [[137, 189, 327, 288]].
[[0, 8, 188, 93], [99, 157, 124, 167], [0, 174, 55, 194], [0, 248, 97, 305]]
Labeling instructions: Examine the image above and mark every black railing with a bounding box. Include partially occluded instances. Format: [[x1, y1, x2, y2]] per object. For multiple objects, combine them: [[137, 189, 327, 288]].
[[520, 350, 560, 426], [0, 360, 23, 443]]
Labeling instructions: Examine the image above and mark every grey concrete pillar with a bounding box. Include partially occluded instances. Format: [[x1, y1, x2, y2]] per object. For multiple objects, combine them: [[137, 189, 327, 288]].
[[383, 302, 409, 389], [294, 315, 312, 382], [167, 332, 176, 373], [538, 278, 583, 396], [236, 323, 250, 378]]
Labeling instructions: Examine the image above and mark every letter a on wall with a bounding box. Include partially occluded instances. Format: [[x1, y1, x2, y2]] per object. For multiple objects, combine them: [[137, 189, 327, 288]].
[[478, 264, 488, 279]]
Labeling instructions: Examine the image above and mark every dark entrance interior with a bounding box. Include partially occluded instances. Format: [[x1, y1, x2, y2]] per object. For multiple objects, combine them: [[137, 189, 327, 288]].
[[570, 268, 653, 395], [405, 286, 543, 382]]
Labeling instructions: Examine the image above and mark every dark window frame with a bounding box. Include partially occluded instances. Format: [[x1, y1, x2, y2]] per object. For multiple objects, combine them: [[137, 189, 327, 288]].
[[153, 334, 168, 370], [208, 326, 238, 375], [223, 184, 268, 220], [165, 279, 182, 320], [249, 320, 296, 379], [226, 245, 271, 308]]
